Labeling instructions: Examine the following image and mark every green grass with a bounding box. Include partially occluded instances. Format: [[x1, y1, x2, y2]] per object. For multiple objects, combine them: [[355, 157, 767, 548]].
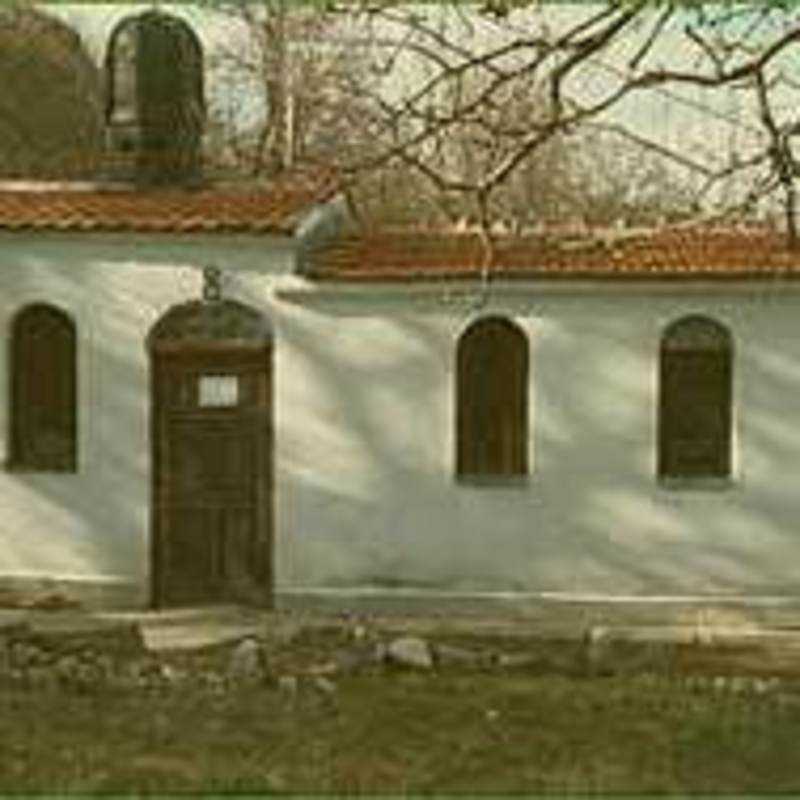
[[2, 670, 799, 793]]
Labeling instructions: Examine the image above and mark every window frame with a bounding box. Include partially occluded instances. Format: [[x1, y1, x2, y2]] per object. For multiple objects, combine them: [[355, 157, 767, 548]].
[[657, 314, 733, 487], [7, 303, 78, 473], [455, 315, 529, 485]]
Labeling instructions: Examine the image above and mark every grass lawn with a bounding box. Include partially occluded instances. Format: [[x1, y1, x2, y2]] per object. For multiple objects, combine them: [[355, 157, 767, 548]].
[[2, 667, 800, 794]]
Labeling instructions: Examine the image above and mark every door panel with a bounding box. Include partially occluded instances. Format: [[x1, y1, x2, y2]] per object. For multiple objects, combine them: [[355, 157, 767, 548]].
[[167, 417, 255, 504], [151, 345, 272, 608]]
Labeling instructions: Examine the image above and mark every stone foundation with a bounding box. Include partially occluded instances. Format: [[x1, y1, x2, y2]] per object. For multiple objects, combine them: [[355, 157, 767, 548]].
[[0, 575, 145, 611]]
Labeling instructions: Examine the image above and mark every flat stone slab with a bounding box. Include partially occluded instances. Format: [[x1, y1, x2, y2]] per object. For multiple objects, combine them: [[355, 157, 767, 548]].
[[9, 605, 800, 658], [590, 624, 800, 648], [99, 606, 264, 651], [3, 607, 262, 653], [142, 622, 261, 652], [386, 636, 434, 669]]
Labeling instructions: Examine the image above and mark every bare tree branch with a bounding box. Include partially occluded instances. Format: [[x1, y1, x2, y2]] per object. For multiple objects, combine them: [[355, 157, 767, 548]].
[[202, 1, 800, 245], [628, 3, 674, 71], [755, 67, 798, 245], [549, 2, 646, 114], [584, 121, 716, 177]]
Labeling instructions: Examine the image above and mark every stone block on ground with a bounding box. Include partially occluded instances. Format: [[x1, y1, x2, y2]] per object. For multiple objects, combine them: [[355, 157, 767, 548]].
[[386, 636, 433, 669], [228, 637, 267, 683], [351, 624, 369, 642]]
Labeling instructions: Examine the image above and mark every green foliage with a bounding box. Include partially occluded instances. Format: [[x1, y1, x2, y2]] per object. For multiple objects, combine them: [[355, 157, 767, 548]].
[[0, 5, 103, 179]]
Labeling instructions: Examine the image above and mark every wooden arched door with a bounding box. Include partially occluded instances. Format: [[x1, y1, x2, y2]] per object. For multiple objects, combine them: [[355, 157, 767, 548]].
[[148, 299, 273, 608]]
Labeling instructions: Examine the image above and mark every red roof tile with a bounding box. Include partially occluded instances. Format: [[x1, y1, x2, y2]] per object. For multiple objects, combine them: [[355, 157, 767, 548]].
[[308, 226, 800, 281], [0, 171, 339, 234]]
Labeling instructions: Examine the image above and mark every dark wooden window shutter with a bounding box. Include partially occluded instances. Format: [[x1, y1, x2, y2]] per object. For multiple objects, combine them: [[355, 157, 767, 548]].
[[457, 317, 528, 478], [9, 305, 77, 472], [136, 13, 204, 183], [658, 315, 732, 480]]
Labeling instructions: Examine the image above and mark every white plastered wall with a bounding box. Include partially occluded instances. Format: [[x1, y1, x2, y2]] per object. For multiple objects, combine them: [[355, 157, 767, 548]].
[[0, 232, 292, 606], [270, 281, 800, 600], [2, 237, 800, 607]]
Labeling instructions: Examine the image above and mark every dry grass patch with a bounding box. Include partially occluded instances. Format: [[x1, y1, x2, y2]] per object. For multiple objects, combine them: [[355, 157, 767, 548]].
[[1, 666, 800, 793]]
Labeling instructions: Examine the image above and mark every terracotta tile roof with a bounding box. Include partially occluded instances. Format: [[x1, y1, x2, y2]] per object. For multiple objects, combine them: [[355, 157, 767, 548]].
[[0, 170, 339, 234], [308, 225, 800, 281]]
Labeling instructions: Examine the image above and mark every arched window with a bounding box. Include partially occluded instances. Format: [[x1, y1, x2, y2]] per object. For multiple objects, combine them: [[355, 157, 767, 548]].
[[9, 304, 77, 472], [658, 315, 732, 480], [106, 11, 204, 183], [456, 317, 528, 479]]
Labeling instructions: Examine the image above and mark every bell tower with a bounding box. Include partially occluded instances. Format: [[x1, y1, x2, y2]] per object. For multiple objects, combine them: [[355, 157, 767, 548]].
[[105, 11, 205, 186]]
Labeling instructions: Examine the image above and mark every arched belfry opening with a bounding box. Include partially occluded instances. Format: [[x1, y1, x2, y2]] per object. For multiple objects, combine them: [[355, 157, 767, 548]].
[[106, 11, 205, 185], [147, 269, 273, 608]]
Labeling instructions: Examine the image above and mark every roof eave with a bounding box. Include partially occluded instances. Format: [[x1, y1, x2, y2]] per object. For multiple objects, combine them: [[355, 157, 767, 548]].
[[305, 267, 800, 283]]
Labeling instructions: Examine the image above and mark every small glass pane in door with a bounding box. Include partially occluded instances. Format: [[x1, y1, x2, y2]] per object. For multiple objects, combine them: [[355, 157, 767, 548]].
[[198, 375, 238, 407]]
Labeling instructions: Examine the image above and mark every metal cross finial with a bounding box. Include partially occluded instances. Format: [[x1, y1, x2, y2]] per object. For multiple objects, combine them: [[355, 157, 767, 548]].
[[202, 266, 222, 302]]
